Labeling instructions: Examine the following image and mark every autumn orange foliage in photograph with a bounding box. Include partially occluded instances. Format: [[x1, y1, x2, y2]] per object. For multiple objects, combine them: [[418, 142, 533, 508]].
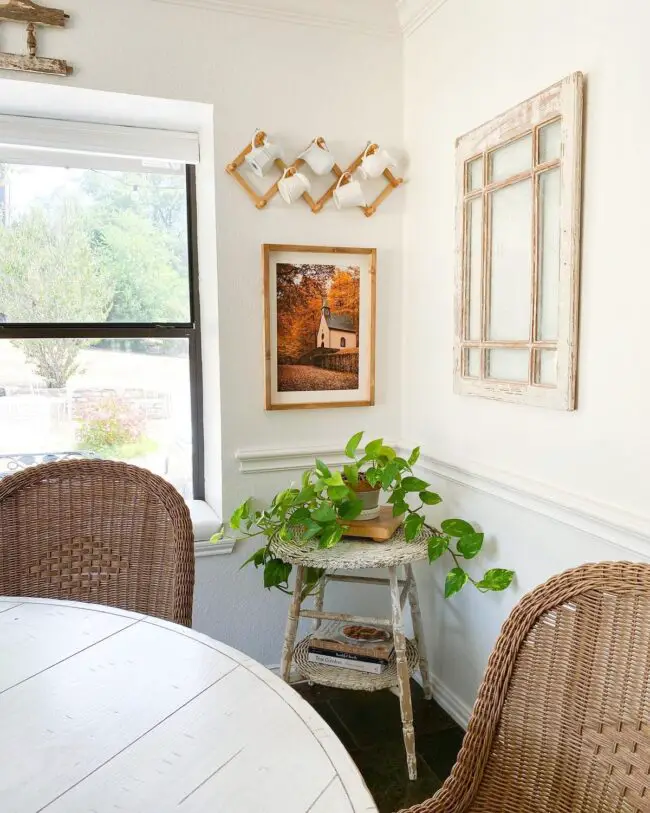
[[276, 263, 360, 392]]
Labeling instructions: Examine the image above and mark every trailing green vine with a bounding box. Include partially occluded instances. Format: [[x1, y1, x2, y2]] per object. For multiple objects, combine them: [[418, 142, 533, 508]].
[[217, 432, 514, 600]]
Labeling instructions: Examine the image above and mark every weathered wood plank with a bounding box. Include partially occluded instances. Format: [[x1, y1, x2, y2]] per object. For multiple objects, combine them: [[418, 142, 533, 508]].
[[42, 667, 338, 813], [0, 621, 236, 812], [406, 564, 433, 700], [325, 574, 407, 588], [390, 566, 417, 780], [453, 71, 584, 410], [281, 565, 305, 681], [300, 608, 391, 627], [309, 778, 355, 812], [0, 600, 377, 812], [0, 51, 71, 75], [0, 602, 141, 694], [0, 0, 67, 27], [313, 575, 327, 632]]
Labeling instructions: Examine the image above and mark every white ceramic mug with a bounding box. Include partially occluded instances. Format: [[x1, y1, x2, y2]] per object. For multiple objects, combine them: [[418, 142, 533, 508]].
[[359, 143, 396, 179], [333, 172, 366, 210], [278, 167, 311, 204], [245, 130, 282, 178], [299, 137, 336, 176]]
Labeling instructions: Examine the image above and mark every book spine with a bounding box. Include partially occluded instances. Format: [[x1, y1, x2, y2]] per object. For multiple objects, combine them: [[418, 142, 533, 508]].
[[309, 639, 394, 660], [307, 652, 387, 675], [308, 646, 391, 666]]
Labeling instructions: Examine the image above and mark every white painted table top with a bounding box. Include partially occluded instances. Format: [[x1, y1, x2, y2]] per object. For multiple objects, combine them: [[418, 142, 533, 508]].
[[0, 597, 378, 813]]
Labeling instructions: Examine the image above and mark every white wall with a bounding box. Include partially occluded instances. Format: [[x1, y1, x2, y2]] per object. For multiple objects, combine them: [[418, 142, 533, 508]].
[[403, 0, 650, 723], [10, 0, 647, 698], [0, 0, 404, 666]]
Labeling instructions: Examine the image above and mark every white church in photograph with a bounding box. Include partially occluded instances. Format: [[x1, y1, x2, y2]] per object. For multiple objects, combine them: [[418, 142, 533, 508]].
[[317, 300, 357, 350]]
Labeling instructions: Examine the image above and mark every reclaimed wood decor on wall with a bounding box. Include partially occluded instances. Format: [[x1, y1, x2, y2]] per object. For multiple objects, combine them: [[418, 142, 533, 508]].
[[454, 72, 584, 411], [0, 0, 72, 76]]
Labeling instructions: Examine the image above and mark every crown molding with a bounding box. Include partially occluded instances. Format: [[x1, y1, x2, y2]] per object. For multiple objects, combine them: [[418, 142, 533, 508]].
[[397, 0, 451, 37], [151, 0, 401, 38]]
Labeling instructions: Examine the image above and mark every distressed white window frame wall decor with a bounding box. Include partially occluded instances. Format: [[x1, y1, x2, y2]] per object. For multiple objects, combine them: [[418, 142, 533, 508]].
[[454, 72, 584, 410]]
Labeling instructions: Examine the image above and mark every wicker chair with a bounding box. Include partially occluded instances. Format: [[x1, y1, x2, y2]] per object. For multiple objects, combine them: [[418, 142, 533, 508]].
[[0, 459, 195, 626], [399, 562, 650, 813]]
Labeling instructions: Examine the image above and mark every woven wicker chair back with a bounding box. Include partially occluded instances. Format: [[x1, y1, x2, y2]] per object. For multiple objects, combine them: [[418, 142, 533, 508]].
[[400, 562, 650, 813], [0, 460, 194, 627]]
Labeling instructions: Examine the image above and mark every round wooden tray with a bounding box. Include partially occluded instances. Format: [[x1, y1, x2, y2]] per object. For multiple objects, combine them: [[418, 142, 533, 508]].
[[292, 637, 419, 692]]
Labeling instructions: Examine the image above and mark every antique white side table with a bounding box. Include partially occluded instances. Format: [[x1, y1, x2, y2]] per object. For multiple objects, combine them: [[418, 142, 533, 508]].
[[274, 528, 433, 781]]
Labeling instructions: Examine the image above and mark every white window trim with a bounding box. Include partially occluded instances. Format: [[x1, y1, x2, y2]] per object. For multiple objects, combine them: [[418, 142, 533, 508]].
[[0, 114, 200, 168], [453, 71, 584, 410], [186, 500, 232, 557]]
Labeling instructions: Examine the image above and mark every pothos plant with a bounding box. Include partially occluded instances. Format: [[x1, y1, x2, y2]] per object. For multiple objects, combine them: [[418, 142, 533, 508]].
[[219, 432, 514, 602]]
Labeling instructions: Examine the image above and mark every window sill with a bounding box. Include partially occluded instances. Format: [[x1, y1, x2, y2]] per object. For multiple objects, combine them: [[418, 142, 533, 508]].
[[186, 499, 234, 558]]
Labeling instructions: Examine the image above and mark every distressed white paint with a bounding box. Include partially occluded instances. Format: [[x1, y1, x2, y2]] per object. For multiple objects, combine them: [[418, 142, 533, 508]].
[[0, 597, 376, 813], [454, 72, 584, 410], [0, 601, 142, 693], [389, 566, 416, 780], [403, 0, 650, 729]]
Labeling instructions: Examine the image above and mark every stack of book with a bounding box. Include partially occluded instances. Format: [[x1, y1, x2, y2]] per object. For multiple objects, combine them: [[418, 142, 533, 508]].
[[307, 621, 395, 675]]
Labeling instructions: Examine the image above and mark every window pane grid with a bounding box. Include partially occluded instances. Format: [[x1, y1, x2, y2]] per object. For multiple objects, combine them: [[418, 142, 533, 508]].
[[461, 339, 559, 383], [530, 127, 540, 385], [461, 118, 563, 386], [463, 121, 562, 200], [456, 73, 583, 410], [0, 162, 203, 499]]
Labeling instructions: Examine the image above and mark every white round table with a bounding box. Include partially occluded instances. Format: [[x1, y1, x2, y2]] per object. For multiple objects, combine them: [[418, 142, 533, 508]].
[[0, 597, 377, 813]]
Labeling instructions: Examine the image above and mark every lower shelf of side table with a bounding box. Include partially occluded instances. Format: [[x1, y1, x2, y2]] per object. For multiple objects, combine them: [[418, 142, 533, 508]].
[[293, 637, 419, 693]]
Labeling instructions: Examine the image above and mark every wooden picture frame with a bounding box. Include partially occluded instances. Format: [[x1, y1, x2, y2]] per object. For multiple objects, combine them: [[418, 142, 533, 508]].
[[263, 244, 376, 411], [454, 72, 584, 410]]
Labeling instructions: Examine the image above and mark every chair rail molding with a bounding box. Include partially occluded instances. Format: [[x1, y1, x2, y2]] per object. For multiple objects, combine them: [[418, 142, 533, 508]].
[[412, 451, 650, 559], [151, 0, 401, 38], [237, 444, 368, 475], [235, 444, 650, 557], [397, 0, 451, 37]]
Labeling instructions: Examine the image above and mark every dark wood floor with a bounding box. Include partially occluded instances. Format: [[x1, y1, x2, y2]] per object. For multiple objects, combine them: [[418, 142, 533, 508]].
[[295, 681, 465, 813]]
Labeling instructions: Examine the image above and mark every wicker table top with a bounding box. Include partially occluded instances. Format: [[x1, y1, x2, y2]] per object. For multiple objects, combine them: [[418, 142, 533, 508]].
[[272, 526, 429, 569], [0, 597, 377, 813]]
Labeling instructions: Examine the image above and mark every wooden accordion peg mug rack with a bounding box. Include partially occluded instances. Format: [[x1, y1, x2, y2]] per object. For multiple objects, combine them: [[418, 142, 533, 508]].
[[226, 131, 404, 218]]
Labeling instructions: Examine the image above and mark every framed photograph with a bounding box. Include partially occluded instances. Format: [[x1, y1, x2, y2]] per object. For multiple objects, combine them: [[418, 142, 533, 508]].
[[263, 244, 377, 411]]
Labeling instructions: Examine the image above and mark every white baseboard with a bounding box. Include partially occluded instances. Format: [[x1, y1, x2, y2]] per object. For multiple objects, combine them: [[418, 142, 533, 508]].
[[428, 674, 471, 730]]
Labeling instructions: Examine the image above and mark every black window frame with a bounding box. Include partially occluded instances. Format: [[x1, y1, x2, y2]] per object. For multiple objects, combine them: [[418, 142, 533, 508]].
[[0, 165, 205, 500]]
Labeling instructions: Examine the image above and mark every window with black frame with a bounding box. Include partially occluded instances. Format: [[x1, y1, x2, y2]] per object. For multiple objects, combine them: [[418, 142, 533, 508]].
[[0, 126, 203, 499]]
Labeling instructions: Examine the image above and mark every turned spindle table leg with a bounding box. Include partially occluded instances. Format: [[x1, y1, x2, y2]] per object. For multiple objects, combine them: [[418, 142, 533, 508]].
[[312, 576, 327, 632], [406, 563, 433, 700], [281, 565, 305, 683], [389, 566, 417, 781]]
